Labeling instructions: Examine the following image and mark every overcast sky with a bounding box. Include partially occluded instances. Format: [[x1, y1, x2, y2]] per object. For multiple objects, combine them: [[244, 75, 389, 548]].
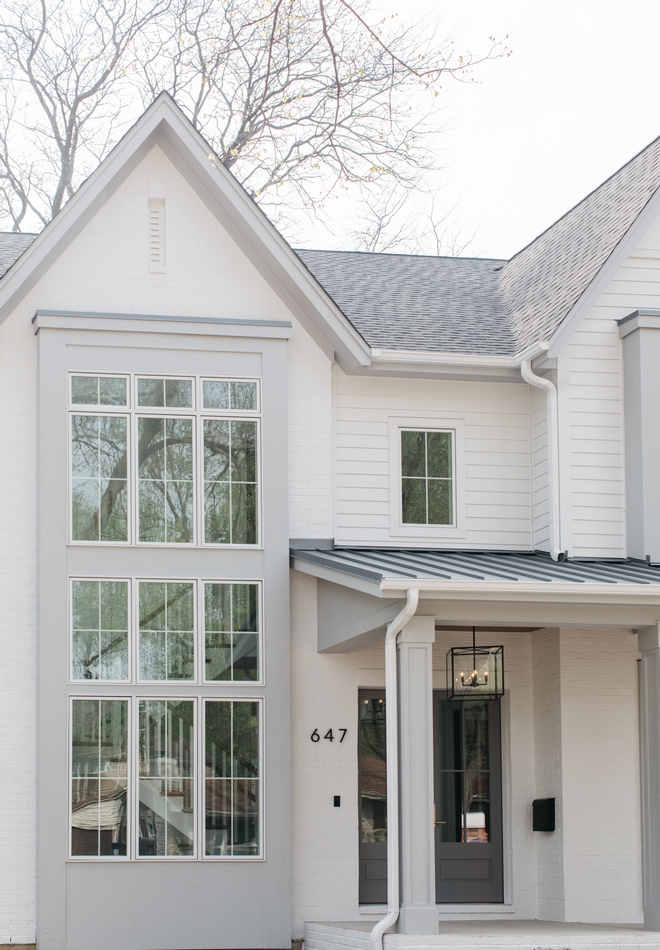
[[360, 0, 660, 259]]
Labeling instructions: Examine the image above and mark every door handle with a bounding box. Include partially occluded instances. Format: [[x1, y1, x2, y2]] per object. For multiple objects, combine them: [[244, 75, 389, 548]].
[[434, 804, 446, 827]]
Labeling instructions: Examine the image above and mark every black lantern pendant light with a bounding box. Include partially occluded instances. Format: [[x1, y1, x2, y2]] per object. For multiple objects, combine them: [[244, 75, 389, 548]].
[[446, 627, 504, 701]]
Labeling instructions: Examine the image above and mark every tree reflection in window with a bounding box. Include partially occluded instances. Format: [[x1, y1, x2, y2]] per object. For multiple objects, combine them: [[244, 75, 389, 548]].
[[138, 417, 194, 543], [203, 420, 258, 545], [71, 415, 128, 541]]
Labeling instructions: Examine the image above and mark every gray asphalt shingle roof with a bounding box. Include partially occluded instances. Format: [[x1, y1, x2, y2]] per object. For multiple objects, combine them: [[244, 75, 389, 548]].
[[0, 232, 37, 278], [3, 133, 660, 356], [294, 250, 515, 356]]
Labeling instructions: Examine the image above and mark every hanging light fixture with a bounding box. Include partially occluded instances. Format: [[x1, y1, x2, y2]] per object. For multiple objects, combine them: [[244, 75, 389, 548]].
[[446, 627, 504, 700]]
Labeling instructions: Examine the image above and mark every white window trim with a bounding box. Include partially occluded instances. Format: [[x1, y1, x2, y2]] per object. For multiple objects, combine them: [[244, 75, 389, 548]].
[[68, 695, 265, 862], [388, 413, 466, 540]]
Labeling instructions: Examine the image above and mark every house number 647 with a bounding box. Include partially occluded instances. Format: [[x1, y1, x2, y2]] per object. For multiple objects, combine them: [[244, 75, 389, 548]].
[[311, 728, 347, 743]]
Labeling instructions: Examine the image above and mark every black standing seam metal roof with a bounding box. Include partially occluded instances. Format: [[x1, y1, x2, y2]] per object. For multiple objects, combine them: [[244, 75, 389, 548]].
[[290, 548, 660, 586], [3, 132, 660, 356]]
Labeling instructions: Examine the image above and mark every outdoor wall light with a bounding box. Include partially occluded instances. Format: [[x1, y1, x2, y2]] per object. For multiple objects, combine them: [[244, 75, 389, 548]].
[[446, 627, 504, 700]]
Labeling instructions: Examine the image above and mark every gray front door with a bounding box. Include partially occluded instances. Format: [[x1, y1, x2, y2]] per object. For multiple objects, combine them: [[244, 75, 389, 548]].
[[433, 693, 503, 903]]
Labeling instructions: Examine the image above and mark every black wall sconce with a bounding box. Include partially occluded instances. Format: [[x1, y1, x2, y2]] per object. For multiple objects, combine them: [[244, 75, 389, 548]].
[[532, 798, 555, 832]]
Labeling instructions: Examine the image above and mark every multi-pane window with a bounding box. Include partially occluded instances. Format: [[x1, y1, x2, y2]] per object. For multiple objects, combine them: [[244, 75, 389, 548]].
[[69, 698, 260, 859], [205, 701, 260, 855], [70, 579, 261, 684], [72, 580, 129, 681], [401, 429, 454, 525], [69, 375, 260, 546], [71, 699, 128, 856]]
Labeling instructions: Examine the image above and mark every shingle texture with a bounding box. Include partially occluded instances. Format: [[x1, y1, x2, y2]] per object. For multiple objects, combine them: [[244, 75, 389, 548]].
[[3, 133, 660, 356], [501, 134, 660, 351], [295, 249, 515, 356], [0, 232, 37, 278]]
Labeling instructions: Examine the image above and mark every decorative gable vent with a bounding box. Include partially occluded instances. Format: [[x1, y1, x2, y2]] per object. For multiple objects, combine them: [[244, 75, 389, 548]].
[[148, 181, 166, 273]]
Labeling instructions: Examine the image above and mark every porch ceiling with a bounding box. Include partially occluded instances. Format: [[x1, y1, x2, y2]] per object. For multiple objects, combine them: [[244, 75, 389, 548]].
[[291, 548, 660, 652]]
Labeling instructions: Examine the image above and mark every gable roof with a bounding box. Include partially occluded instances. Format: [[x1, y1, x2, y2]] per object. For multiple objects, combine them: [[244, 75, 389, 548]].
[[2, 98, 660, 365]]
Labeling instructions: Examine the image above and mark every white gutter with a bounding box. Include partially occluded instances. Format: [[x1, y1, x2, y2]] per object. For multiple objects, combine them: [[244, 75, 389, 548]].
[[369, 340, 549, 369], [520, 356, 562, 561], [370, 587, 419, 950]]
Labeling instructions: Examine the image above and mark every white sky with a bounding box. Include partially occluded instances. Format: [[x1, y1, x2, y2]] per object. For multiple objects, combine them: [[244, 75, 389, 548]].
[[337, 0, 660, 259]]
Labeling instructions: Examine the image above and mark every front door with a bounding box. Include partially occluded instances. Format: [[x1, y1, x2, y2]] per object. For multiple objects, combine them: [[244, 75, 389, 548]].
[[433, 693, 503, 902]]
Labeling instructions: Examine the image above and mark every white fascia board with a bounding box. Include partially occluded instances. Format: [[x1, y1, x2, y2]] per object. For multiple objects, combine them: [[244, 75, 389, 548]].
[[381, 578, 660, 605], [290, 555, 383, 596], [0, 94, 371, 372], [363, 340, 549, 382], [546, 184, 660, 359]]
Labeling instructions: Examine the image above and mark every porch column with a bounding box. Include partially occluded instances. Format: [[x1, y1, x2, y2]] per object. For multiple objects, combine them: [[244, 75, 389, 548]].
[[638, 623, 660, 930], [397, 615, 437, 934]]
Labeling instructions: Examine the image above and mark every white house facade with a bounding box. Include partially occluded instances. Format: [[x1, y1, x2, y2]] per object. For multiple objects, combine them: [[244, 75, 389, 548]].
[[2, 95, 660, 950]]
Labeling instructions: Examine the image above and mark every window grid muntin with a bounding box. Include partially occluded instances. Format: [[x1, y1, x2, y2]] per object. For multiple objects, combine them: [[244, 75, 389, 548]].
[[70, 411, 130, 543], [204, 699, 261, 857], [68, 374, 262, 547], [70, 578, 131, 683], [69, 578, 263, 687], [400, 428, 455, 527], [68, 696, 263, 861], [135, 376, 195, 411], [203, 582, 261, 683], [70, 374, 129, 408]]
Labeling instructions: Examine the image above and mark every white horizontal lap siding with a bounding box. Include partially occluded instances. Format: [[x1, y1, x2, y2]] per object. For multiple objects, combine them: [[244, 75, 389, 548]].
[[531, 385, 549, 548], [334, 372, 531, 548], [565, 213, 660, 558]]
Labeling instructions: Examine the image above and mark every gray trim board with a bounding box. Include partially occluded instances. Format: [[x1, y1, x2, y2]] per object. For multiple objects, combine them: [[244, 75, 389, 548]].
[[33, 308, 292, 328]]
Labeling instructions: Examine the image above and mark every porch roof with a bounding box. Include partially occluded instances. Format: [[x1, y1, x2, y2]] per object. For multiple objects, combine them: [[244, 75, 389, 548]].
[[291, 546, 660, 592]]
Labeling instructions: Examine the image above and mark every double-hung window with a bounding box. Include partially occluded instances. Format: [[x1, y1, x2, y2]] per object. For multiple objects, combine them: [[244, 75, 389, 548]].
[[69, 374, 260, 546]]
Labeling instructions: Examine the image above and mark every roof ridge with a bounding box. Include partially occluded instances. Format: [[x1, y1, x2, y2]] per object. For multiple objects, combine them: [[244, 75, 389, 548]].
[[295, 246, 507, 264]]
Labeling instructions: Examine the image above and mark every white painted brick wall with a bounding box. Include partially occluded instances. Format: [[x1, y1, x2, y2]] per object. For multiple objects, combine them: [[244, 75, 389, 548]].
[[0, 311, 37, 943], [560, 629, 642, 924], [532, 629, 565, 921]]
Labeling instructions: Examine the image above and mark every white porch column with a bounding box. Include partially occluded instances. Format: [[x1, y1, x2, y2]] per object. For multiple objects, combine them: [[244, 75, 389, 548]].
[[397, 615, 437, 934], [638, 623, 660, 930]]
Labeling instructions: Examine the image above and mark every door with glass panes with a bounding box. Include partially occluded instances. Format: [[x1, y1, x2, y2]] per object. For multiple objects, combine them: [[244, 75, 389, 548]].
[[433, 693, 503, 902], [358, 690, 387, 903]]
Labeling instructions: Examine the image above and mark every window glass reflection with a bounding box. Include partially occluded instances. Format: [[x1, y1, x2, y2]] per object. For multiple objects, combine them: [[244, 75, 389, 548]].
[[203, 419, 258, 544], [71, 415, 128, 541], [138, 700, 195, 856], [204, 583, 258, 681], [72, 580, 129, 681], [205, 701, 259, 856], [71, 699, 127, 856], [138, 582, 194, 681], [359, 696, 387, 843], [436, 700, 490, 843], [137, 417, 193, 543]]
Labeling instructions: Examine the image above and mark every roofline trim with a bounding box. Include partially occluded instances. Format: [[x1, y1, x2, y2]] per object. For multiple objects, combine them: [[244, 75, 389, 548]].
[[369, 340, 549, 368], [546, 179, 660, 358]]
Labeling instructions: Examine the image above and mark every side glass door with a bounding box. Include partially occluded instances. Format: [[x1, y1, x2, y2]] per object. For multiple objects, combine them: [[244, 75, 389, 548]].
[[358, 690, 387, 904], [434, 693, 503, 903]]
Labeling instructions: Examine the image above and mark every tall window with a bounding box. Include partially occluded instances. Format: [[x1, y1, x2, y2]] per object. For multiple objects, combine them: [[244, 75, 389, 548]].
[[69, 375, 260, 546], [401, 429, 453, 525], [70, 698, 260, 859]]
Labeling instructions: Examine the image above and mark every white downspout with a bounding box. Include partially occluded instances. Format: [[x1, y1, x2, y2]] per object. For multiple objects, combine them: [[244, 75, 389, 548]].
[[520, 358, 562, 561], [370, 587, 419, 950]]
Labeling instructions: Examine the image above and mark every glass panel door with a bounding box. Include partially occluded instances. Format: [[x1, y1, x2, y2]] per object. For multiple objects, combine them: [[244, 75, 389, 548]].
[[434, 694, 503, 902]]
